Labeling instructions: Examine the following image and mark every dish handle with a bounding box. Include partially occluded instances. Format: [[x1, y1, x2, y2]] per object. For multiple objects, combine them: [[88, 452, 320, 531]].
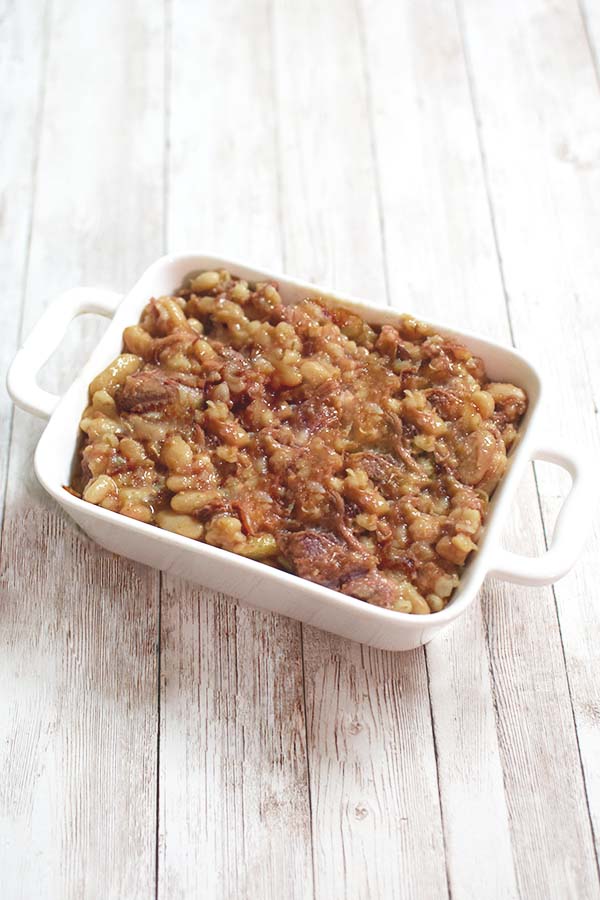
[[7, 287, 122, 419], [489, 442, 595, 586]]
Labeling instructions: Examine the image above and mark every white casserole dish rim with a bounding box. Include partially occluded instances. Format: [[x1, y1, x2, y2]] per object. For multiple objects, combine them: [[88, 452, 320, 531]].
[[6, 252, 594, 649]]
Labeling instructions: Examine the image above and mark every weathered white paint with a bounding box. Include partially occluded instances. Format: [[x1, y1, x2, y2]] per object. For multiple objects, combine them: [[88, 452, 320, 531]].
[[159, 1, 313, 897], [273, 1, 448, 897], [0, 1, 164, 898], [0, 0, 48, 526], [359, 2, 518, 895], [459, 0, 600, 886], [1, 0, 599, 897]]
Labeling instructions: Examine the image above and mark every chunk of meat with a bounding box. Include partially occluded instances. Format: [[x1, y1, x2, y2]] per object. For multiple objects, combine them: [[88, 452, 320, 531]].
[[351, 451, 397, 482], [117, 368, 180, 413], [380, 541, 418, 578], [280, 530, 374, 588], [375, 325, 400, 358], [341, 571, 400, 608], [234, 488, 279, 535], [455, 427, 507, 492], [292, 396, 339, 434], [487, 382, 528, 422], [426, 388, 464, 420]]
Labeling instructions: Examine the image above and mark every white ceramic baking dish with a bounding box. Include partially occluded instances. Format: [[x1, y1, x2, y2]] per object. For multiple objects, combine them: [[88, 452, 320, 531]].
[[7, 253, 593, 651]]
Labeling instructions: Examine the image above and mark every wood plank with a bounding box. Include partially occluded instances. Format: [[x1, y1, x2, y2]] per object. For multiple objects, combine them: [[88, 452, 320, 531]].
[[0, 1, 164, 897], [358, 2, 522, 896], [159, 580, 311, 898], [0, 0, 47, 527], [457, 0, 600, 892], [353, 0, 600, 896], [158, 1, 313, 896], [580, 0, 600, 81], [2, 2, 597, 897], [273, 1, 449, 897]]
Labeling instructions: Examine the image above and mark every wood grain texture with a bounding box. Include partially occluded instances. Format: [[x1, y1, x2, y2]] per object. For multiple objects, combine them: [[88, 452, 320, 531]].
[[361, 0, 600, 897], [0, 1, 164, 897], [158, 1, 313, 897], [357, 3, 520, 892], [0, 0, 48, 527], [1, 0, 600, 897], [458, 0, 600, 886], [578, 0, 600, 93], [274, 1, 448, 897], [159, 580, 311, 899]]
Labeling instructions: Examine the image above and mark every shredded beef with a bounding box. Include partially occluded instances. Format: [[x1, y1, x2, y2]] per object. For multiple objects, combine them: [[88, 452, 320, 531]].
[[117, 368, 180, 413], [341, 571, 400, 608], [280, 530, 374, 588]]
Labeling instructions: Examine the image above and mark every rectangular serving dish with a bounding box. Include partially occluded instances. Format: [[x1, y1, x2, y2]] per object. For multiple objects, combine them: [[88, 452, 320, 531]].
[[7, 253, 592, 651]]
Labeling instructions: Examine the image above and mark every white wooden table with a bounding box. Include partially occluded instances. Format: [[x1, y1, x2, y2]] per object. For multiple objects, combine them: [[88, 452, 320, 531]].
[[1, 1, 599, 897]]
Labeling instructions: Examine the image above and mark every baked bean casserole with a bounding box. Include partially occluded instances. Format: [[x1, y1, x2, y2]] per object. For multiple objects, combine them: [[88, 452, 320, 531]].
[[71, 271, 527, 614]]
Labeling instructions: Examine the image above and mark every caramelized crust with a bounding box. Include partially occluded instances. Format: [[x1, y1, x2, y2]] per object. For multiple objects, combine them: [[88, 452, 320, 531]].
[[72, 270, 527, 614]]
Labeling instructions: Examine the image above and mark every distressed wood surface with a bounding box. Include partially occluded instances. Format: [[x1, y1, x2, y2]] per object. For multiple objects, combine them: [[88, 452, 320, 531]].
[[274, 2, 448, 898], [366, 0, 600, 897], [458, 0, 600, 883], [359, 3, 520, 896], [0, 0, 48, 531], [0, 0, 599, 898], [158, 3, 312, 897], [0, 1, 164, 898]]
